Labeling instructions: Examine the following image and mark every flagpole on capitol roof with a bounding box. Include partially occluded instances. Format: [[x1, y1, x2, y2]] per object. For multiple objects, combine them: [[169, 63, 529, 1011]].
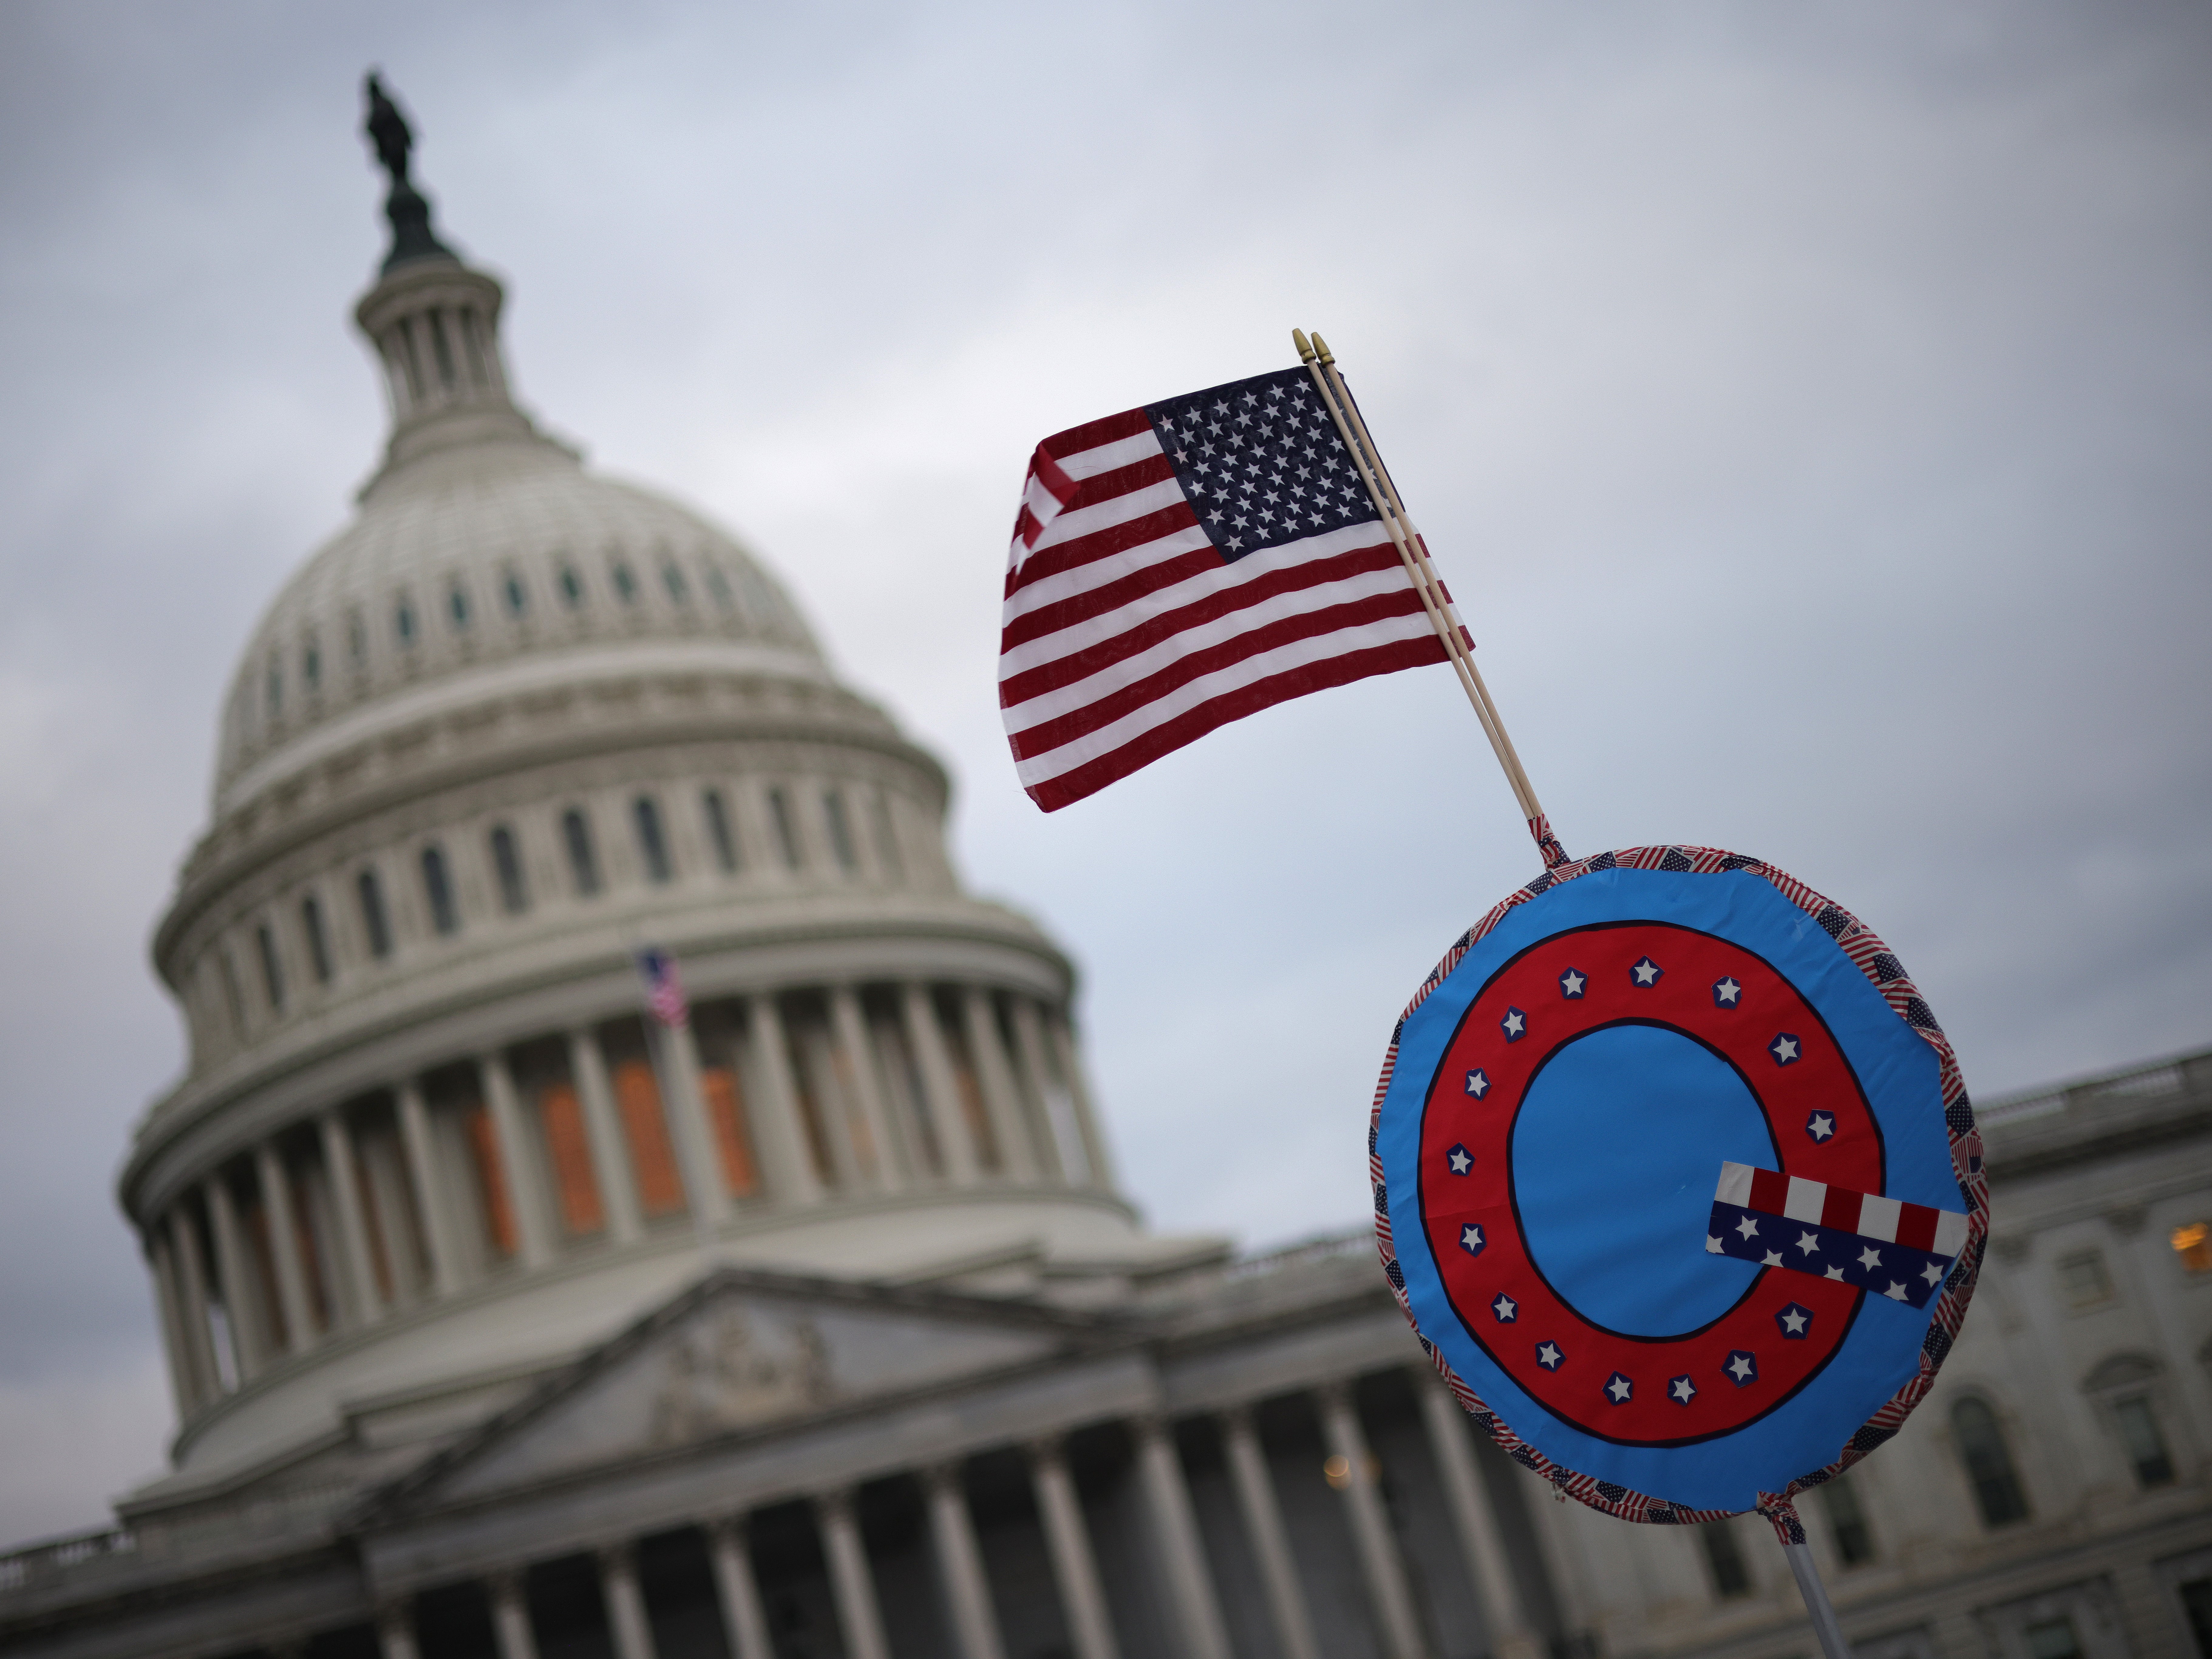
[[1293, 329, 1567, 869]]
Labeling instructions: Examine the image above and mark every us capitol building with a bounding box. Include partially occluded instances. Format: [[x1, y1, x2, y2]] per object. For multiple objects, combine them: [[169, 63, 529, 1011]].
[[3, 87, 2210, 1659]]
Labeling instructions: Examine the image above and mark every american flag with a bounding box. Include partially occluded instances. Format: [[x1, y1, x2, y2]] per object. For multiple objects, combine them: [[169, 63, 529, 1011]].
[[637, 946, 689, 1029], [1000, 365, 1460, 812]]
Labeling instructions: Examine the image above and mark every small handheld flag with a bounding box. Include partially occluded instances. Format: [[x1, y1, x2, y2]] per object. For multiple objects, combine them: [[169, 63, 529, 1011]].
[[1001, 332, 1567, 868], [1000, 365, 1458, 811]]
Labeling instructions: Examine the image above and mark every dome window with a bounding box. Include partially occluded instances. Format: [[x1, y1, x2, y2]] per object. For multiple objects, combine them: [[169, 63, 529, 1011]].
[[562, 809, 602, 897], [559, 565, 584, 608], [420, 844, 460, 935], [661, 562, 688, 604], [300, 895, 333, 984], [302, 637, 321, 693], [395, 597, 417, 647], [823, 790, 858, 874], [871, 791, 904, 883], [633, 796, 673, 884], [704, 564, 735, 611], [701, 789, 738, 874], [767, 788, 801, 870], [448, 584, 471, 631], [255, 922, 285, 1012], [611, 562, 639, 606], [503, 571, 528, 618], [489, 824, 529, 914], [357, 868, 393, 959]]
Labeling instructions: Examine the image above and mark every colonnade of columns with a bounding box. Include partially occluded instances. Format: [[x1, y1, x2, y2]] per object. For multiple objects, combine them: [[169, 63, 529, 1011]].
[[366, 1369, 1554, 1659], [146, 980, 1111, 1417]]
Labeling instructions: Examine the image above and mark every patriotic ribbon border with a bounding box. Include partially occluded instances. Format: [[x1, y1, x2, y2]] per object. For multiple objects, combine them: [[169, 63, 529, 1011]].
[[1367, 845, 1989, 1544]]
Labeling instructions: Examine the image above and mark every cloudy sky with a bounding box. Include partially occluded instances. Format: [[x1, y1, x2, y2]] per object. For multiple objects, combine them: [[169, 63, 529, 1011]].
[[2, 0, 2207, 1545]]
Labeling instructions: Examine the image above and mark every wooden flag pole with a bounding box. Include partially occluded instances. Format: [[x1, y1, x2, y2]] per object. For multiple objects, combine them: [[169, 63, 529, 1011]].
[[1292, 331, 1522, 812], [1296, 329, 1564, 864], [1312, 333, 1547, 830]]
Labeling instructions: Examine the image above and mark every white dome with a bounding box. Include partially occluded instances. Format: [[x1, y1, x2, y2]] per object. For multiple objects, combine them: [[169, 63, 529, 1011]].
[[216, 430, 826, 818]]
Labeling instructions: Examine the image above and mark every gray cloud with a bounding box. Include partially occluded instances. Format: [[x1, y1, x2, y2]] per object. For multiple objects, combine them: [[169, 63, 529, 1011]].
[[2, 0, 2207, 1543]]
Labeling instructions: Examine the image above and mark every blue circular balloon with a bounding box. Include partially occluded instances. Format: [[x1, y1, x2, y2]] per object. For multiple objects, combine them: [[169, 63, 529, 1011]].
[[1371, 845, 1988, 1531]]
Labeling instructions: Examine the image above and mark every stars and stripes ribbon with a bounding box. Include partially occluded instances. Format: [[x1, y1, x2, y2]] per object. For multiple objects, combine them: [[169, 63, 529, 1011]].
[[1707, 1160, 1967, 1309], [999, 366, 1465, 812]]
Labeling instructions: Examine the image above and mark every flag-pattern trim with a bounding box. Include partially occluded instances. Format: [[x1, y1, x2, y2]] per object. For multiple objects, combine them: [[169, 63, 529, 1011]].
[[1367, 845, 1987, 1543]]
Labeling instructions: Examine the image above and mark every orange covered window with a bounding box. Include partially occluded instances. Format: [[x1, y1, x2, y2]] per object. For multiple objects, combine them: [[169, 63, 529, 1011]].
[[613, 1060, 687, 1218], [538, 1082, 604, 1237], [702, 1066, 758, 1198], [464, 1105, 518, 1259]]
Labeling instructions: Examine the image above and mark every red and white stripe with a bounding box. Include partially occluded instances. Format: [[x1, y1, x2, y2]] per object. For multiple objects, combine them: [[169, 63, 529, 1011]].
[[1716, 1161, 1968, 1257], [1001, 408, 1451, 812]]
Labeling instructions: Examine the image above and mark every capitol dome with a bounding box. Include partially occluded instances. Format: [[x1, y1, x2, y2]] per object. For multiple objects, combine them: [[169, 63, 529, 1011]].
[[122, 104, 1184, 1491]]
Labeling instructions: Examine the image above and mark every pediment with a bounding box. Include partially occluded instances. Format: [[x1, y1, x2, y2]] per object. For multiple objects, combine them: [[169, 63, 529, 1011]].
[[380, 1269, 1101, 1511]]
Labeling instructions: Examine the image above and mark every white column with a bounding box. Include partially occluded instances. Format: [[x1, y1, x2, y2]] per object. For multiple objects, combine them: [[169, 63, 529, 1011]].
[[205, 1174, 271, 1378], [706, 1519, 775, 1659], [1220, 1407, 1321, 1659], [964, 987, 1038, 1180], [817, 1489, 891, 1659], [376, 1600, 420, 1659], [600, 1544, 658, 1659], [254, 1142, 317, 1349], [569, 1030, 644, 1244], [480, 1051, 555, 1269], [319, 1110, 387, 1324], [395, 1082, 463, 1298], [1132, 1417, 1233, 1659], [1415, 1373, 1543, 1659], [903, 983, 980, 1184], [1319, 1383, 1428, 1659], [1047, 1011, 1117, 1191], [656, 1018, 733, 1227], [1006, 997, 1069, 1183], [747, 996, 824, 1206], [148, 1229, 199, 1414], [168, 1205, 223, 1398], [1027, 1438, 1120, 1659], [489, 1569, 539, 1659], [925, 1464, 1007, 1659], [831, 986, 905, 1192]]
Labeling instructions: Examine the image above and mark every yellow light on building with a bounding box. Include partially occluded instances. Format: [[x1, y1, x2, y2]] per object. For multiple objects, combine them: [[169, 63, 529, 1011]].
[[2172, 1221, 2212, 1272]]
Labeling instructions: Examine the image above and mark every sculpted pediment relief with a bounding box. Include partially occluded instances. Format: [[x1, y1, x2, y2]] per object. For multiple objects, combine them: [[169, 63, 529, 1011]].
[[646, 1304, 835, 1447], [408, 1272, 1081, 1506]]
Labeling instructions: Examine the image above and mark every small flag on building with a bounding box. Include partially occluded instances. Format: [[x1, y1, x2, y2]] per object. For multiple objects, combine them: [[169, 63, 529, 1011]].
[[637, 946, 689, 1029], [999, 364, 1466, 812]]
